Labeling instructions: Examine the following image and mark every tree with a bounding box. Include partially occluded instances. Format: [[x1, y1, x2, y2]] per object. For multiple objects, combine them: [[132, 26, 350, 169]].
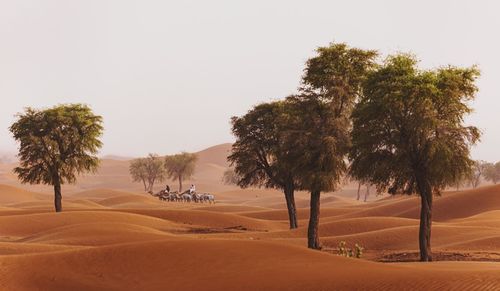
[[130, 158, 148, 191], [469, 160, 489, 188], [221, 168, 239, 185], [454, 171, 472, 191], [484, 162, 500, 184], [129, 154, 166, 192], [144, 154, 166, 192], [10, 104, 103, 212], [164, 152, 197, 192], [349, 54, 480, 261], [354, 179, 371, 202], [229, 101, 301, 229], [356, 182, 371, 202], [285, 94, 351, 249], [294, 42, 377, 249]]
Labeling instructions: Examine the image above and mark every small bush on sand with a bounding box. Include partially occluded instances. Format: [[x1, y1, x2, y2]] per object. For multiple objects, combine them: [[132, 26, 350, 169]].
[[337, 241, 364, 258]]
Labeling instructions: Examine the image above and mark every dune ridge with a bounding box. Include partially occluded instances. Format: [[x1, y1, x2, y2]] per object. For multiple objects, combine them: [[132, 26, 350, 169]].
[[1, 179, 500, 289]]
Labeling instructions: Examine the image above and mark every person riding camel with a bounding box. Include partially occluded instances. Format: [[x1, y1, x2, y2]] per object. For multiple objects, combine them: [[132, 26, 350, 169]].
[[189, 184, 196, 194], [164, 185, 170, 194]]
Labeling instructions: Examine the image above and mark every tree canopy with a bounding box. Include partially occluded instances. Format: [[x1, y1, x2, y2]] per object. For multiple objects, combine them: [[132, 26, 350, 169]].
[[292, 43, 378, 249], [302, 42, 378, 117], [349, 54, 480, 261], [164, 152, 197, 192], [10, 104, 103, 212], [130, 158, 149, 191], [229, 100, 302, 229], [484, 162, 500, 184], [284, 93, 352, 248], [129, 154, 166, 192]]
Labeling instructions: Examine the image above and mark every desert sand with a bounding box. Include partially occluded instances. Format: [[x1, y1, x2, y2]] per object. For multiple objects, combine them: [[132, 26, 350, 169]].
[[1, 144, 500, 290]]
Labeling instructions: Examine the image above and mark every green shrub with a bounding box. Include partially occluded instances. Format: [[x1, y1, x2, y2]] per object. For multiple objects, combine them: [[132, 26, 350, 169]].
[[337, 241, 364, 258], [354, 243, 364, 258]]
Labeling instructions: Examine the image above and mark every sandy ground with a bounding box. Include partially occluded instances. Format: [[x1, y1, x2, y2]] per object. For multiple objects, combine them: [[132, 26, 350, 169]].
[[1, 144, 500, 290]]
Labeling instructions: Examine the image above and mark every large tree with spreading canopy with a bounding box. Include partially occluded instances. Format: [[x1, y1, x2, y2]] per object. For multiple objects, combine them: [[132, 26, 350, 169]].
[[10, 104, 103, 212], [349, 54, 480, 261], [229, 101, 301, 229]]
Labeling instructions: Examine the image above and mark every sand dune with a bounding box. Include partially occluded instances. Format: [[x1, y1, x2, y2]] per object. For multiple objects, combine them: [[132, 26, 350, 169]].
[[68, 188, 141, 199], [398, 185, 500, 220], [1, 173, 500, 289], [1, 239, 500, 291], [0, 210, 183, 238], [0, 184, 47, 204], [21, 223, 177, 246]]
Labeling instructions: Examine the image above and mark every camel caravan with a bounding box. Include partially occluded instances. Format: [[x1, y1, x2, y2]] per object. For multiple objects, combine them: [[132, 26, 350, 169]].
[[151, 184, 216, 204]]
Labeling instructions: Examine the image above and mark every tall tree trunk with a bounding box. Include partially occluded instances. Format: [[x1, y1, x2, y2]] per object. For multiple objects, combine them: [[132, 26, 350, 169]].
[[308, 190, 321, 249], [142, 179, 147, 192], [364, 185, 370, 202], [284, 184, 298, 229], [53, 175, 62, 212], [418, 186, 433, 261], [178, 176, 183, 192], [356, 182, 361, 200]]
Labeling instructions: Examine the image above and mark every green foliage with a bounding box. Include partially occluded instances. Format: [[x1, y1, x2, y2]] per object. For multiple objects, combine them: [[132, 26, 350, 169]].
[[349, 53, 480, 261], [9, 104, 103, 212], [349, 53, 480, 195], [302, 42, 378, 117], [289, 42, 377, 193], [129, 154, 166, 192], [285, 94, 350, 193], [229, 100, 306, 229], [338, 241, 348, 256], [10, 104, 103, 186], [294, 42, 378, 249], [229, 100, 303, 229], [229, 101, 298, 190], [130, 158, 148, 191], [354, 243, 364, 258], [164, 152, 197, 192], [337, 241, 363, 258]]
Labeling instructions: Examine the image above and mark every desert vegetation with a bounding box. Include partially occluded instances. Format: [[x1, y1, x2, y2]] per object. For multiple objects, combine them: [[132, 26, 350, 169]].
[[9, 104, 103, 212], [230, 43, 480, 261], [129, 152, 197, 193], [164, 152, 197, 193], [3, 1, 500, 289], [129, 154, 166, 192]]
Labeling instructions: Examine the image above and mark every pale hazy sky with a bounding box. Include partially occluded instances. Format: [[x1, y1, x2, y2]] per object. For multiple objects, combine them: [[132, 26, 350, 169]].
[[0, 0, 498, 160]]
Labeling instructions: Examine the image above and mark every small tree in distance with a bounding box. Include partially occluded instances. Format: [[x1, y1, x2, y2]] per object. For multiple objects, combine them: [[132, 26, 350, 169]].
[[144, 154, 165, 192], [164, 152, 197, 192], [483, 162, 500, 185], [10, 104, 103, 212], [130, 158, 148, 191], [469, 160, 488, 188], [129, 154, 165, 192]]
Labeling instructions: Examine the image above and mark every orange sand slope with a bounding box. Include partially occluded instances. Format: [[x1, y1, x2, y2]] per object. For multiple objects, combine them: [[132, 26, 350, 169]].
[[2, 182, 500, 289]]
